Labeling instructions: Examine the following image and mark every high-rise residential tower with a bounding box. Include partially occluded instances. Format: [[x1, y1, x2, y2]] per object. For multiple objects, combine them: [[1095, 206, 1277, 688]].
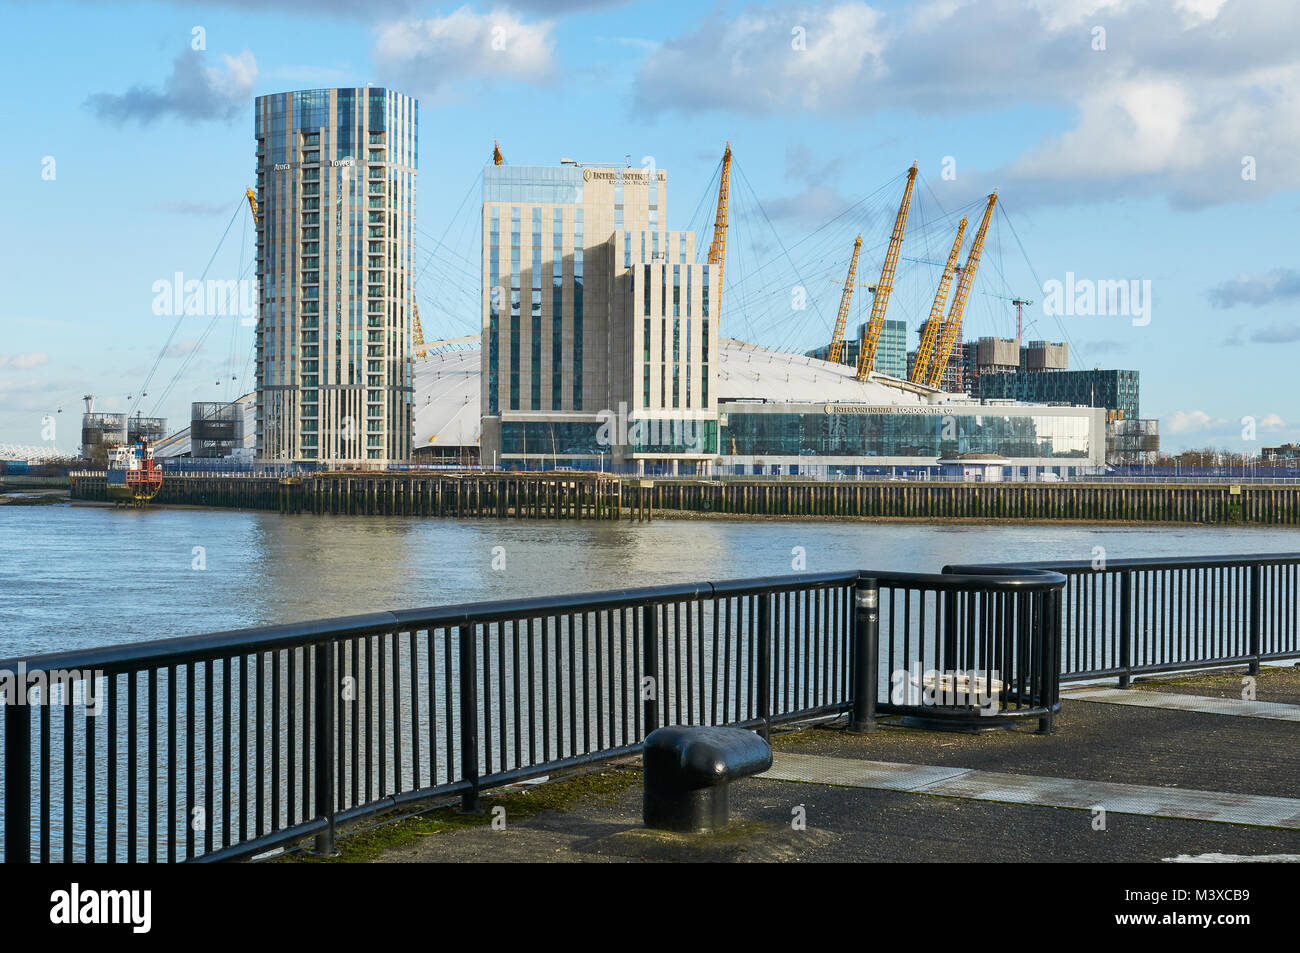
[[253, 87, 417, 464]]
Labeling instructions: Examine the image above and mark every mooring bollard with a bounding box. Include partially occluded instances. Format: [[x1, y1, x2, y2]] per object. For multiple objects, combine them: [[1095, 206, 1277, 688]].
[[849, 576, 880, 733], [642, 726, 772, 833]]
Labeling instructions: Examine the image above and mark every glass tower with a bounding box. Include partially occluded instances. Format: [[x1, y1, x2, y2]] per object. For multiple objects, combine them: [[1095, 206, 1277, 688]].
[[253, 87, 417, 464]]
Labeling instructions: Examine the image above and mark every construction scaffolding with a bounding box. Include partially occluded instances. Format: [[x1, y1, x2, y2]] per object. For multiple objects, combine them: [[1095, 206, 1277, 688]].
[[127, 415, 168, 445], [191, 402, 244, 458], [81, 413, 127, 463]]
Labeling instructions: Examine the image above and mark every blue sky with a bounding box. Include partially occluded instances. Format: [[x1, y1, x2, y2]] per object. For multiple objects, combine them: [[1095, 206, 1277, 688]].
[[1, 0, 1297, 454]]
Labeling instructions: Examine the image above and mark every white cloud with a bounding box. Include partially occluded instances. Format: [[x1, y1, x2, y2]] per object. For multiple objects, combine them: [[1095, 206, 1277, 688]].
[[1164, 409, 1215, 434], [164, 341, 202, 359], [1025, 0, 1128, 31], [0, 352, 50, 370], [373, 7, 555, 100], [1174, 0, 1229, 23], [1209, 268, 1300, 309], [636, 4, 886, 116], [634, 0, 1300, 207]]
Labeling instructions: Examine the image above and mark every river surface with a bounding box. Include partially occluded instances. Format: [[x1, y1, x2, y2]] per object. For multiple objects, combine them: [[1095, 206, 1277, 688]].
[[3, 502, 1300, 659]]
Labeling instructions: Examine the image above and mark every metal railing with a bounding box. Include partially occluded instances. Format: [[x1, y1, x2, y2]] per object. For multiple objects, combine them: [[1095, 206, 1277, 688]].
[[950, 553, 1300, 684], [0, 566, 1063, 863]]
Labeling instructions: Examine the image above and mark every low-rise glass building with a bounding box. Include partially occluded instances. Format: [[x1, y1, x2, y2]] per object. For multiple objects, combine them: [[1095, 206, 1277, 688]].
[[716, 400, 1103, 476]]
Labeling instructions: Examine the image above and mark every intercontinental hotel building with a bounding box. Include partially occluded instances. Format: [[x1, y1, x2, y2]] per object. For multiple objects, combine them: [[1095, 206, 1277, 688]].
[[479, 161, 721, 470]]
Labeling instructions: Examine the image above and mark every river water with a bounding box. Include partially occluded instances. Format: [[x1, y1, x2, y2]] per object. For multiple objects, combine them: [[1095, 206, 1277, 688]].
[[4, 502, 1300, 660]]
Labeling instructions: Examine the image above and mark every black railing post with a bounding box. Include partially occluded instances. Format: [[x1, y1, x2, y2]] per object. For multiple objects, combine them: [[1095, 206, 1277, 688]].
[[1249, 564, 1262, 676], [641, 604, 659, 736], [4, 699, 31, 863], [942, 589, 957, 675], [849, 577, 879, 733], [757, 594, 772, 741], [312, 642, 337, 855], [1118, 571, 1133, 689], [458, 624, 482, 813], [1037, 589, 1060, 734]]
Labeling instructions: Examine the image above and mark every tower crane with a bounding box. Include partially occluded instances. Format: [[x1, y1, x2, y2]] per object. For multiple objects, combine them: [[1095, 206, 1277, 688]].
[[925, 191, 997, 389], [707, 142, 732, 304], [981, 292, 1034, 341], [827, 234, 862, 365], [910, 217, 967, 386], [856, 163, 917, 380]]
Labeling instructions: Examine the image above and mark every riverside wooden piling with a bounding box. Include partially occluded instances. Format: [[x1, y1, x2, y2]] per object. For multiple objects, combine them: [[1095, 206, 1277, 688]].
[[639, 478, 1300, 525], [66, 472, 1300, 525], [70, 470, 625, 519]]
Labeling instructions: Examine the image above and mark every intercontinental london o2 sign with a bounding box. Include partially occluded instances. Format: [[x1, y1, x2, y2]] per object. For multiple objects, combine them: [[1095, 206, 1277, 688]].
[[823, 405, 949, 415], [582, 168, 667, 182]]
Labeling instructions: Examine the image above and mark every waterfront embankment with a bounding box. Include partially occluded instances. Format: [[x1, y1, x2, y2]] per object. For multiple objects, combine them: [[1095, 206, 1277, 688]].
[[66, 471, 1300, 525]]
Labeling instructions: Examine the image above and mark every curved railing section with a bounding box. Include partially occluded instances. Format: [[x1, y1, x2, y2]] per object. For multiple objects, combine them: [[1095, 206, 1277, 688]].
[[948, 553, 1300, 684]]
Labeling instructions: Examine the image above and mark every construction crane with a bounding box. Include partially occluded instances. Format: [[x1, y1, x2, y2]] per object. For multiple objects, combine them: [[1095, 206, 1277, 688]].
[[910, 217, 968, 386], [856, 163, 917, 380], [707, 142, 732, 302], [981, 292, 1034, 341], [244, 186, 259, 225], [925, 191, 997, 389], [492, 141, 503, 165], [828, 234, 862, 365]]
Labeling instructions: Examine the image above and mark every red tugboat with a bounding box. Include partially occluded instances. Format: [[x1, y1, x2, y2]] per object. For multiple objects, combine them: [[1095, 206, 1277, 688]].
[[105, 438, 164, 506]]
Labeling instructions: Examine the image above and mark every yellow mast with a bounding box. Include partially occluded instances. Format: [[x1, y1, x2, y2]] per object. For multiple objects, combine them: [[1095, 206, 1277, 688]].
[[910, 217, 967, 385], [856, 163, 918, 380], [707, 142, 733, 302], [926, 191, 997, 389], [413, 301, 427, 360], [828, 234, 862, 365], [492, 140, 503, 165], [244, 186, 259, 225]]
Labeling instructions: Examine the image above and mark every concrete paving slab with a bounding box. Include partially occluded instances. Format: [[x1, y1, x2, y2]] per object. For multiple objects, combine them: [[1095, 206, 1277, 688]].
[[1133, 665, 1300, 706], [1065, 686, 1300, 721], [766, 752, 1300, 830], [760, 753, 972, 791]]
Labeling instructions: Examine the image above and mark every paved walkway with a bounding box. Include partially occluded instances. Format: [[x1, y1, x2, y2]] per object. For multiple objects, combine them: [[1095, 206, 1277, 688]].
[[354, 670, 1300, 863]]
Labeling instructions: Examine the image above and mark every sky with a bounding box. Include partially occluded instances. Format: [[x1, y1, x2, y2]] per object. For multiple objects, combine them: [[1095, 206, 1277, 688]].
[[1, 0, 1298, 455]]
